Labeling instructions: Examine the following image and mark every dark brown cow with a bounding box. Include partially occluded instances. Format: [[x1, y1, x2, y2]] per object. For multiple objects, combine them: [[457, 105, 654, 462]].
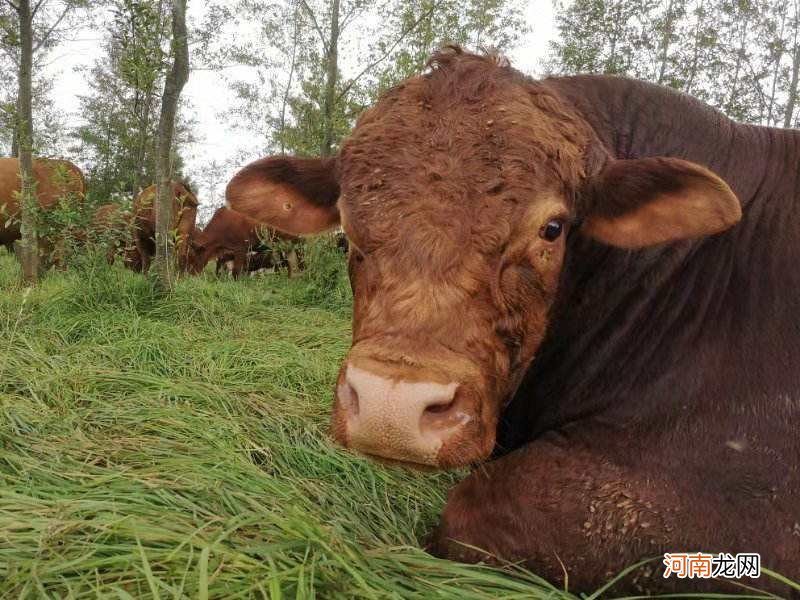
[[0, 157, 85, 254], [225, 49, 799, 595], [214, 249, 277, 276], [91, 203, 141, 268], [130, 182, 198, 273], [189, 205, 300, 277]]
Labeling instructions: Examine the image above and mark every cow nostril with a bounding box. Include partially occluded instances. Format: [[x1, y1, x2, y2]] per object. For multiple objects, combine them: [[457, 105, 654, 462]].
[[424, 400, 454, 414], [339, 379, 360, 418], [420, 388, 470, 432]]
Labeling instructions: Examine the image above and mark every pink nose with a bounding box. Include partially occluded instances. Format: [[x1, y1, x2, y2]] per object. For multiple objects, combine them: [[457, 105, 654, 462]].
[[335, 364, 472, 465]]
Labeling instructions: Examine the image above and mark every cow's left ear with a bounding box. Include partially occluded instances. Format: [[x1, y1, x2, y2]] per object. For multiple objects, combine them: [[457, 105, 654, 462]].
[[579, 157, 741, 248], [226, 156, 340, 236]]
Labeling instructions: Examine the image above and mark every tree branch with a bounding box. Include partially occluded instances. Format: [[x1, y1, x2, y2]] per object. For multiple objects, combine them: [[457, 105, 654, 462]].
[[32, 4, 70, 53], [339, 0, 371, 33], [2, 0, 19, 10], [298, 0, 327, 53], [336, 0, 442, 103], [30, 0, 45, 18], [0, 41, 19, 65]]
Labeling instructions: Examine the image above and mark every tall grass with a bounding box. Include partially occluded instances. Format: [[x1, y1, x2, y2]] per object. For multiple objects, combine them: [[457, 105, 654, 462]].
[[0, 252, 794, 598]]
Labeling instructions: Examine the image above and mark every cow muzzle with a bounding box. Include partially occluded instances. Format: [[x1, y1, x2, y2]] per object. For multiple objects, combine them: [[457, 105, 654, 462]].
[[331, 358, 493, 468]]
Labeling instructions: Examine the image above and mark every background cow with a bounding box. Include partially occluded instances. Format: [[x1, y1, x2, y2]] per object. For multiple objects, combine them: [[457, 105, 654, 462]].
[[224, 48, 799, 596], [0, 157, 85, 261], [190, 205, 301, 278], [91, 203, 141, 269], [130, 182, 198, 273]]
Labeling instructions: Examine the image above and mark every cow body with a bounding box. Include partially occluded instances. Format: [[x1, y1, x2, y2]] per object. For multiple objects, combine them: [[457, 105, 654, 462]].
[[91, 203, 141, 268], [214, 249, 279, 276], [225, 50, 799, 595], [0, 157, 85, 253], [130, 182, 198, 273], [190, 206, 300, 277]]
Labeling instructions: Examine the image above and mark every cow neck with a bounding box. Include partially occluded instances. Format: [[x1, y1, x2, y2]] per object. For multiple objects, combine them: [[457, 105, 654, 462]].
[[497, 77, 800, 452], [545, 74, 799, 207]]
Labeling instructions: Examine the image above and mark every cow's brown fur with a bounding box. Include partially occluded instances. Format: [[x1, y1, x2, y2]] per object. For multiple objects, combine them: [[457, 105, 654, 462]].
[[226, 48, 800, 595], [0, 157, 85, 252], [189, 206, 297, 277], [130, 182, 198, 273], [91, 203, 141, 268]]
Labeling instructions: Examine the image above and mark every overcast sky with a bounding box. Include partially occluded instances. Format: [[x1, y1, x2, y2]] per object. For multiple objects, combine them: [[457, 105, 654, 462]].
[[45, 2, 556, 214]]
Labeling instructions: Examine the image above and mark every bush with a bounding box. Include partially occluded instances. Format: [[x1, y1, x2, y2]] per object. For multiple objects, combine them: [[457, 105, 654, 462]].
[[288, 233, 351, 312]]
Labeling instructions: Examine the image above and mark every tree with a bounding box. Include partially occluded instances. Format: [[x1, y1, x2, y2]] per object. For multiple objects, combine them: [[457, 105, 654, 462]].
[[353, 0, 527, 101], [73, 0, 179, 200], [785, 0, 800, 127], [73, 1, 196, 203], [1, 0, 87, 282], [200, 0, 526, 159], [7, 0, 38, 282], [153, 0, 188, 290], [547, 0, 800, 128], [0, 0, 86, 157]]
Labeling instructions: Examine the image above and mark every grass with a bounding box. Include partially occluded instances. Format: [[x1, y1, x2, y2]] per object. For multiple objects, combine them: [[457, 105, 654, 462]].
[[0, 250, 795, 599]]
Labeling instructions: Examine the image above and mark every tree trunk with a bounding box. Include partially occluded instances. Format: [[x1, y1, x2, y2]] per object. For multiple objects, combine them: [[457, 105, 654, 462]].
[[11, 98, 19, 157], [606, 0, 623, 73], [16, 0, 38, 284], [724, 17, 748, 117], [134, 0, 165, 194], [154, 0, 189, 291], [684, 0, 706, 95], [785, 2, 800, 129], [786, 46, 800, 128], [766, 1, 788, 126], [656, 0, 676, 84], [279, 1, 301, 154], [320, 0, 340, 157]]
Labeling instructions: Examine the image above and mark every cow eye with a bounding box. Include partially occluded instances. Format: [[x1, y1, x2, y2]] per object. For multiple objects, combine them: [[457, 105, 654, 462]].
[[540, 219, 564, 242]]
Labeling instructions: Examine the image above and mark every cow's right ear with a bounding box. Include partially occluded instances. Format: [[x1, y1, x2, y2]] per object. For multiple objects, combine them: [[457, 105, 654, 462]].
[[226, 156, 340, 235]]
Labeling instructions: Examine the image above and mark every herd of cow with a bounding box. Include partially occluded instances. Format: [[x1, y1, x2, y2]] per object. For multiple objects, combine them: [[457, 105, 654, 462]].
[[0, 157, 339, 277]]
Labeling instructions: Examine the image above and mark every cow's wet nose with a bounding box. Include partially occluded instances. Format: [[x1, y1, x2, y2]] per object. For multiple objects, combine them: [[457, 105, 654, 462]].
[[334, 364, 471, 466]]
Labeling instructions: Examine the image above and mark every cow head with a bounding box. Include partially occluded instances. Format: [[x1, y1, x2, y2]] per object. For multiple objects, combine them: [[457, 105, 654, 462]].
[[227, 49, 741, 469], [172, 183, 200, 273], [184, 227, 207, 274]]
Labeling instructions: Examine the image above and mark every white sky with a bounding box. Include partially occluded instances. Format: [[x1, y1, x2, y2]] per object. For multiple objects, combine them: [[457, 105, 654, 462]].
[[45, 1, 556, 214]]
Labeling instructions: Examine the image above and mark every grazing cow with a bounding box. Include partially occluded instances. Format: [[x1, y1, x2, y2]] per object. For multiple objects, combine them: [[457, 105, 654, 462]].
[[333, 229, 349, 253], [130, 182, 198, 273], [91, 203, 141, 268], [0, 157, 85, 255], [189, 205, 300, 277], [214, 249, 278, 276], [225, 49, 800, 595]]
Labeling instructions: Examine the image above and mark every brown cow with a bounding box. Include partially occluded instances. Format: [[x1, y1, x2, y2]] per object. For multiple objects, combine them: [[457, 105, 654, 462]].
[[189, 205, 300, 277], [130, 182, 198, 273], [91, 203, 141, 269], [214, 249, 277, 276], [225, 49, 800, 596], [0, 157, 85, 255]]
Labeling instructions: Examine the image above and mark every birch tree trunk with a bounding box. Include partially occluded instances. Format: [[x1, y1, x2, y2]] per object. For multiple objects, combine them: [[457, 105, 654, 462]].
[[279, 1, 301, 154], [154, 0, 189, 291], [11, 99, 20, 157], [15, 0, 38, 284], [785, 0, 800, 129], [320, 0, 340, 157], [656, 0, 676, 84]]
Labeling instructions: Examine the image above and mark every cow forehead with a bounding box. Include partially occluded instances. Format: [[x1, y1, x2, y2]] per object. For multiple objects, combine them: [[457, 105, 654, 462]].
[[338, 84, 585, 235], [342, 87, 581, 175]]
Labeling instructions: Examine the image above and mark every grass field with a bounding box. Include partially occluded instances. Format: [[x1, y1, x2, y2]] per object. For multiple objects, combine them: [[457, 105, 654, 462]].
[[0, 249, 794, 599]]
